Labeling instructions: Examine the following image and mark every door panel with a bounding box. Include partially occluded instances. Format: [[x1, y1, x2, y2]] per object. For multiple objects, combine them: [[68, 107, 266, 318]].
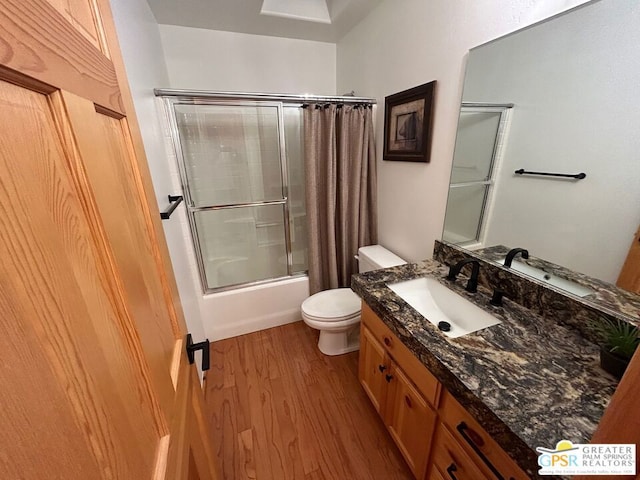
[[0, 79, 161, 479], [0, 0, 123, 113], [385, 364, 437, 479], [61, 91, 177, 412], [358, 325, 389, 414], [0, 0, 216, 478], [45, 0, 108, 54]]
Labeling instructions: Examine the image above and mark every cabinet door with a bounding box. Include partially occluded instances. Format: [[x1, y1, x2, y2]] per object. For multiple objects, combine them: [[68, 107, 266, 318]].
[[385, 364, 437, 479], [361, 303, 440, 407], [359, 325, 390, 414]]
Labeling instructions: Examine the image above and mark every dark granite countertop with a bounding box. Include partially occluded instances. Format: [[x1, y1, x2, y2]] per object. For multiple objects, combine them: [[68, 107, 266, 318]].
[[476, 245, 640, 326], [352, 259, 618, 479]]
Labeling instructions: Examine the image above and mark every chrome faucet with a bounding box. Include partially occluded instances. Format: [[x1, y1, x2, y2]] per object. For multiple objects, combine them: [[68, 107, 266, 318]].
[[504, 248, 529, 267], [446, 258, 480, 293]]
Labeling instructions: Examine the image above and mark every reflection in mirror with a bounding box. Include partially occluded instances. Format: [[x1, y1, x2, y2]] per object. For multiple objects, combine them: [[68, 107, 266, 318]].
[[443, 104, 511, 245], [443, 0, 640, 289]]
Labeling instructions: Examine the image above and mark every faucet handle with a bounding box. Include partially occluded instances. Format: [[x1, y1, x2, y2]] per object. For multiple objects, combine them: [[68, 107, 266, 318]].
[[489, 289, 504, 307]]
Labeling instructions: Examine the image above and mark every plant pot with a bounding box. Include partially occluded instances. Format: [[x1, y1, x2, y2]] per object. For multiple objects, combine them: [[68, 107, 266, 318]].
[[600, 345, 630, 379]]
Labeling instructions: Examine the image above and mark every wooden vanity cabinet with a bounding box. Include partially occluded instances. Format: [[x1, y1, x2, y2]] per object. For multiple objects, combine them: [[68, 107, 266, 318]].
[[360, 304, 439, 479], [359, 302, 528, 480]]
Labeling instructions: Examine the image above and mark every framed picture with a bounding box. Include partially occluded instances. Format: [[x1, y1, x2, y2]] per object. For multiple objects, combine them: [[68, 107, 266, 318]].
[[383, 81, 436, 162]]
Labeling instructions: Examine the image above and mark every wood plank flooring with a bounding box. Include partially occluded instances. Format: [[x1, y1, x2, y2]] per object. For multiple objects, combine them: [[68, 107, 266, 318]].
[[205, 321, 414, 480]]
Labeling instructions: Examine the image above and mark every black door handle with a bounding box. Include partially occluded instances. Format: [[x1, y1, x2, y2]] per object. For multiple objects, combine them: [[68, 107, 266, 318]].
[[186, 333, 210, 371], [160, 195, 184, 220], [446, 463, 458, 480]]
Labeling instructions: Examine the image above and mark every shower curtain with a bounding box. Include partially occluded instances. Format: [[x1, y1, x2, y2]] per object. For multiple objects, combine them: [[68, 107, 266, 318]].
[[304, 103, 378, 294]]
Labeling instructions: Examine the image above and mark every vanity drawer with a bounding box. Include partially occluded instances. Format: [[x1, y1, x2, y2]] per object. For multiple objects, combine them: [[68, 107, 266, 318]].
[[430, 423, 489, 480], [439, 391, 528, 480], [361, 302, 440, 407], [427, 467, 447, 480]]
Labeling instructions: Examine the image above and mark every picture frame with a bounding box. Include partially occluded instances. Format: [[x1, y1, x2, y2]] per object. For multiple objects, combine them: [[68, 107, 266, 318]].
[[383, 81, 436, 162]]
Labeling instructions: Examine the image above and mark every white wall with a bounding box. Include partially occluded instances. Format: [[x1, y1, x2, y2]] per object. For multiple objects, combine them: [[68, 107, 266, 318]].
[[159, 25, 337, 94], [156, 26, 338, 340], [110, 0, 206, 367], [336, 0, 591, 263], [467, 0, 640, 283]]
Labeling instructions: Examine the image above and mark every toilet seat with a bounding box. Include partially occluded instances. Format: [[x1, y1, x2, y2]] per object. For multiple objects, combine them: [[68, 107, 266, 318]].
[[302, 311, 359, 323], [301, 288, 360, 321]]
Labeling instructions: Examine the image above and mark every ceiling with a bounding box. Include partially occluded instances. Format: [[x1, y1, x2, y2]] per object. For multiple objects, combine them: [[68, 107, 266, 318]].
[[146, 0, 382, 43]]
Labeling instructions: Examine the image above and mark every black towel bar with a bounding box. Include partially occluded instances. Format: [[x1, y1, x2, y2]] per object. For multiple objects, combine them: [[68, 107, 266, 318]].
[[160, 195, 184, 220], [514, 169, 586, 180]]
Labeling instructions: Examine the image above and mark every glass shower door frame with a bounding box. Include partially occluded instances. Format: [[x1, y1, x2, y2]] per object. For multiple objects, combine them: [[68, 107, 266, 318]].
[[445, 103, 513, 247], [161, 96, 302, 293]]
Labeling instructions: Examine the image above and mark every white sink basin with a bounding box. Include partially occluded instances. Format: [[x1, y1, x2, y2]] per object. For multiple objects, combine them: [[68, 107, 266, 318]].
[[387, 277, 502, 338], [498, 258, 594, 298]]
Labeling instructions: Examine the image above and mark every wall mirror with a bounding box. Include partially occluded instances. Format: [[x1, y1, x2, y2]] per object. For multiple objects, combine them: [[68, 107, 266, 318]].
[[442, 0, 640, 292]]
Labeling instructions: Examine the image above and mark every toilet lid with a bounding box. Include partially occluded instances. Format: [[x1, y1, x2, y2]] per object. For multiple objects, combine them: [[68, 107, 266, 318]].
[[301, 288, 360, 319]]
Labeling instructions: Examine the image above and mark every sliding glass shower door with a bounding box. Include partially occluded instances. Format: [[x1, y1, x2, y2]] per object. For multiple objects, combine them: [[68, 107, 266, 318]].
[[443, 104, 511, 246], [168, 101, 307, 292]]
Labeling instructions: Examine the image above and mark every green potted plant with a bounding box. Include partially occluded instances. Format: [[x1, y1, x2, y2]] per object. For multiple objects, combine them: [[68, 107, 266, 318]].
[[590, 318, 639, 379]]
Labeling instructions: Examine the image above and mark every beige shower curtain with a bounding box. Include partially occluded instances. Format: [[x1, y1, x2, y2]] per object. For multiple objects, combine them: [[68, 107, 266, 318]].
[[304, 104, 378, 294]]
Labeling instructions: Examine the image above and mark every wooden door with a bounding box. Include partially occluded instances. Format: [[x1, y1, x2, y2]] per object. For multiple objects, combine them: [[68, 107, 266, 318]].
[[617, 225, 640, 293], [0, 1, 216, 479], [385, 363, 436, 480], [359, 325, 390, 414]]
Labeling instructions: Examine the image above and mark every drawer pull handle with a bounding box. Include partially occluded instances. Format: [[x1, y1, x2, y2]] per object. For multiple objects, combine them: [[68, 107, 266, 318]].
[[405, 395, 412, 408], [378, 364, 387, 373], [456, 421, 504, 480], [446, 463, 458, 480], [385, 374, 393, 383], [383, 336, 392, 347]]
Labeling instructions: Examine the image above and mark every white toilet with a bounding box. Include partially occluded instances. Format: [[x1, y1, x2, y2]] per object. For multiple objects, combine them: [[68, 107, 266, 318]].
[[301, 245, 406, 355]]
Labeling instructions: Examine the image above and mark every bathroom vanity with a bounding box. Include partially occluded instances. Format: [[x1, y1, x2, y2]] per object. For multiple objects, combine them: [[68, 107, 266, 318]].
[[352, 257, 622, 479], [360, 303, 528, 480]]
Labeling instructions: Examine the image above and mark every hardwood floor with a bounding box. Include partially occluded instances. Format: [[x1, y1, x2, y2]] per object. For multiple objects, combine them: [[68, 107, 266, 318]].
[[206, 321, 414, 480]]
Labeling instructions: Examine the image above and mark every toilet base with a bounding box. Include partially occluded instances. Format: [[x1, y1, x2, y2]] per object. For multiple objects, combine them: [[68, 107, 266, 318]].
[[317, 325, 360, 356]]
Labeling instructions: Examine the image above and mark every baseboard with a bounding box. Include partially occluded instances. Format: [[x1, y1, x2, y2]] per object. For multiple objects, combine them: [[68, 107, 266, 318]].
[[207, 307, 302, 341]]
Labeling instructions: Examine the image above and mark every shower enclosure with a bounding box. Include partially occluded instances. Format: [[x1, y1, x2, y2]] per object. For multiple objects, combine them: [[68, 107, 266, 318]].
[[158, 91, 308, 292]]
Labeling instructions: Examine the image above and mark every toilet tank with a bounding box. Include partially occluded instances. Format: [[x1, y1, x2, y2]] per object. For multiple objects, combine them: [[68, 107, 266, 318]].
[[358, 245, 406, 273]]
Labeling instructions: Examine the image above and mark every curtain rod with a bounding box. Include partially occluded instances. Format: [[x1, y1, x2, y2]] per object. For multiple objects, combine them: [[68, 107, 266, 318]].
[[154, 88, 377, 105]]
